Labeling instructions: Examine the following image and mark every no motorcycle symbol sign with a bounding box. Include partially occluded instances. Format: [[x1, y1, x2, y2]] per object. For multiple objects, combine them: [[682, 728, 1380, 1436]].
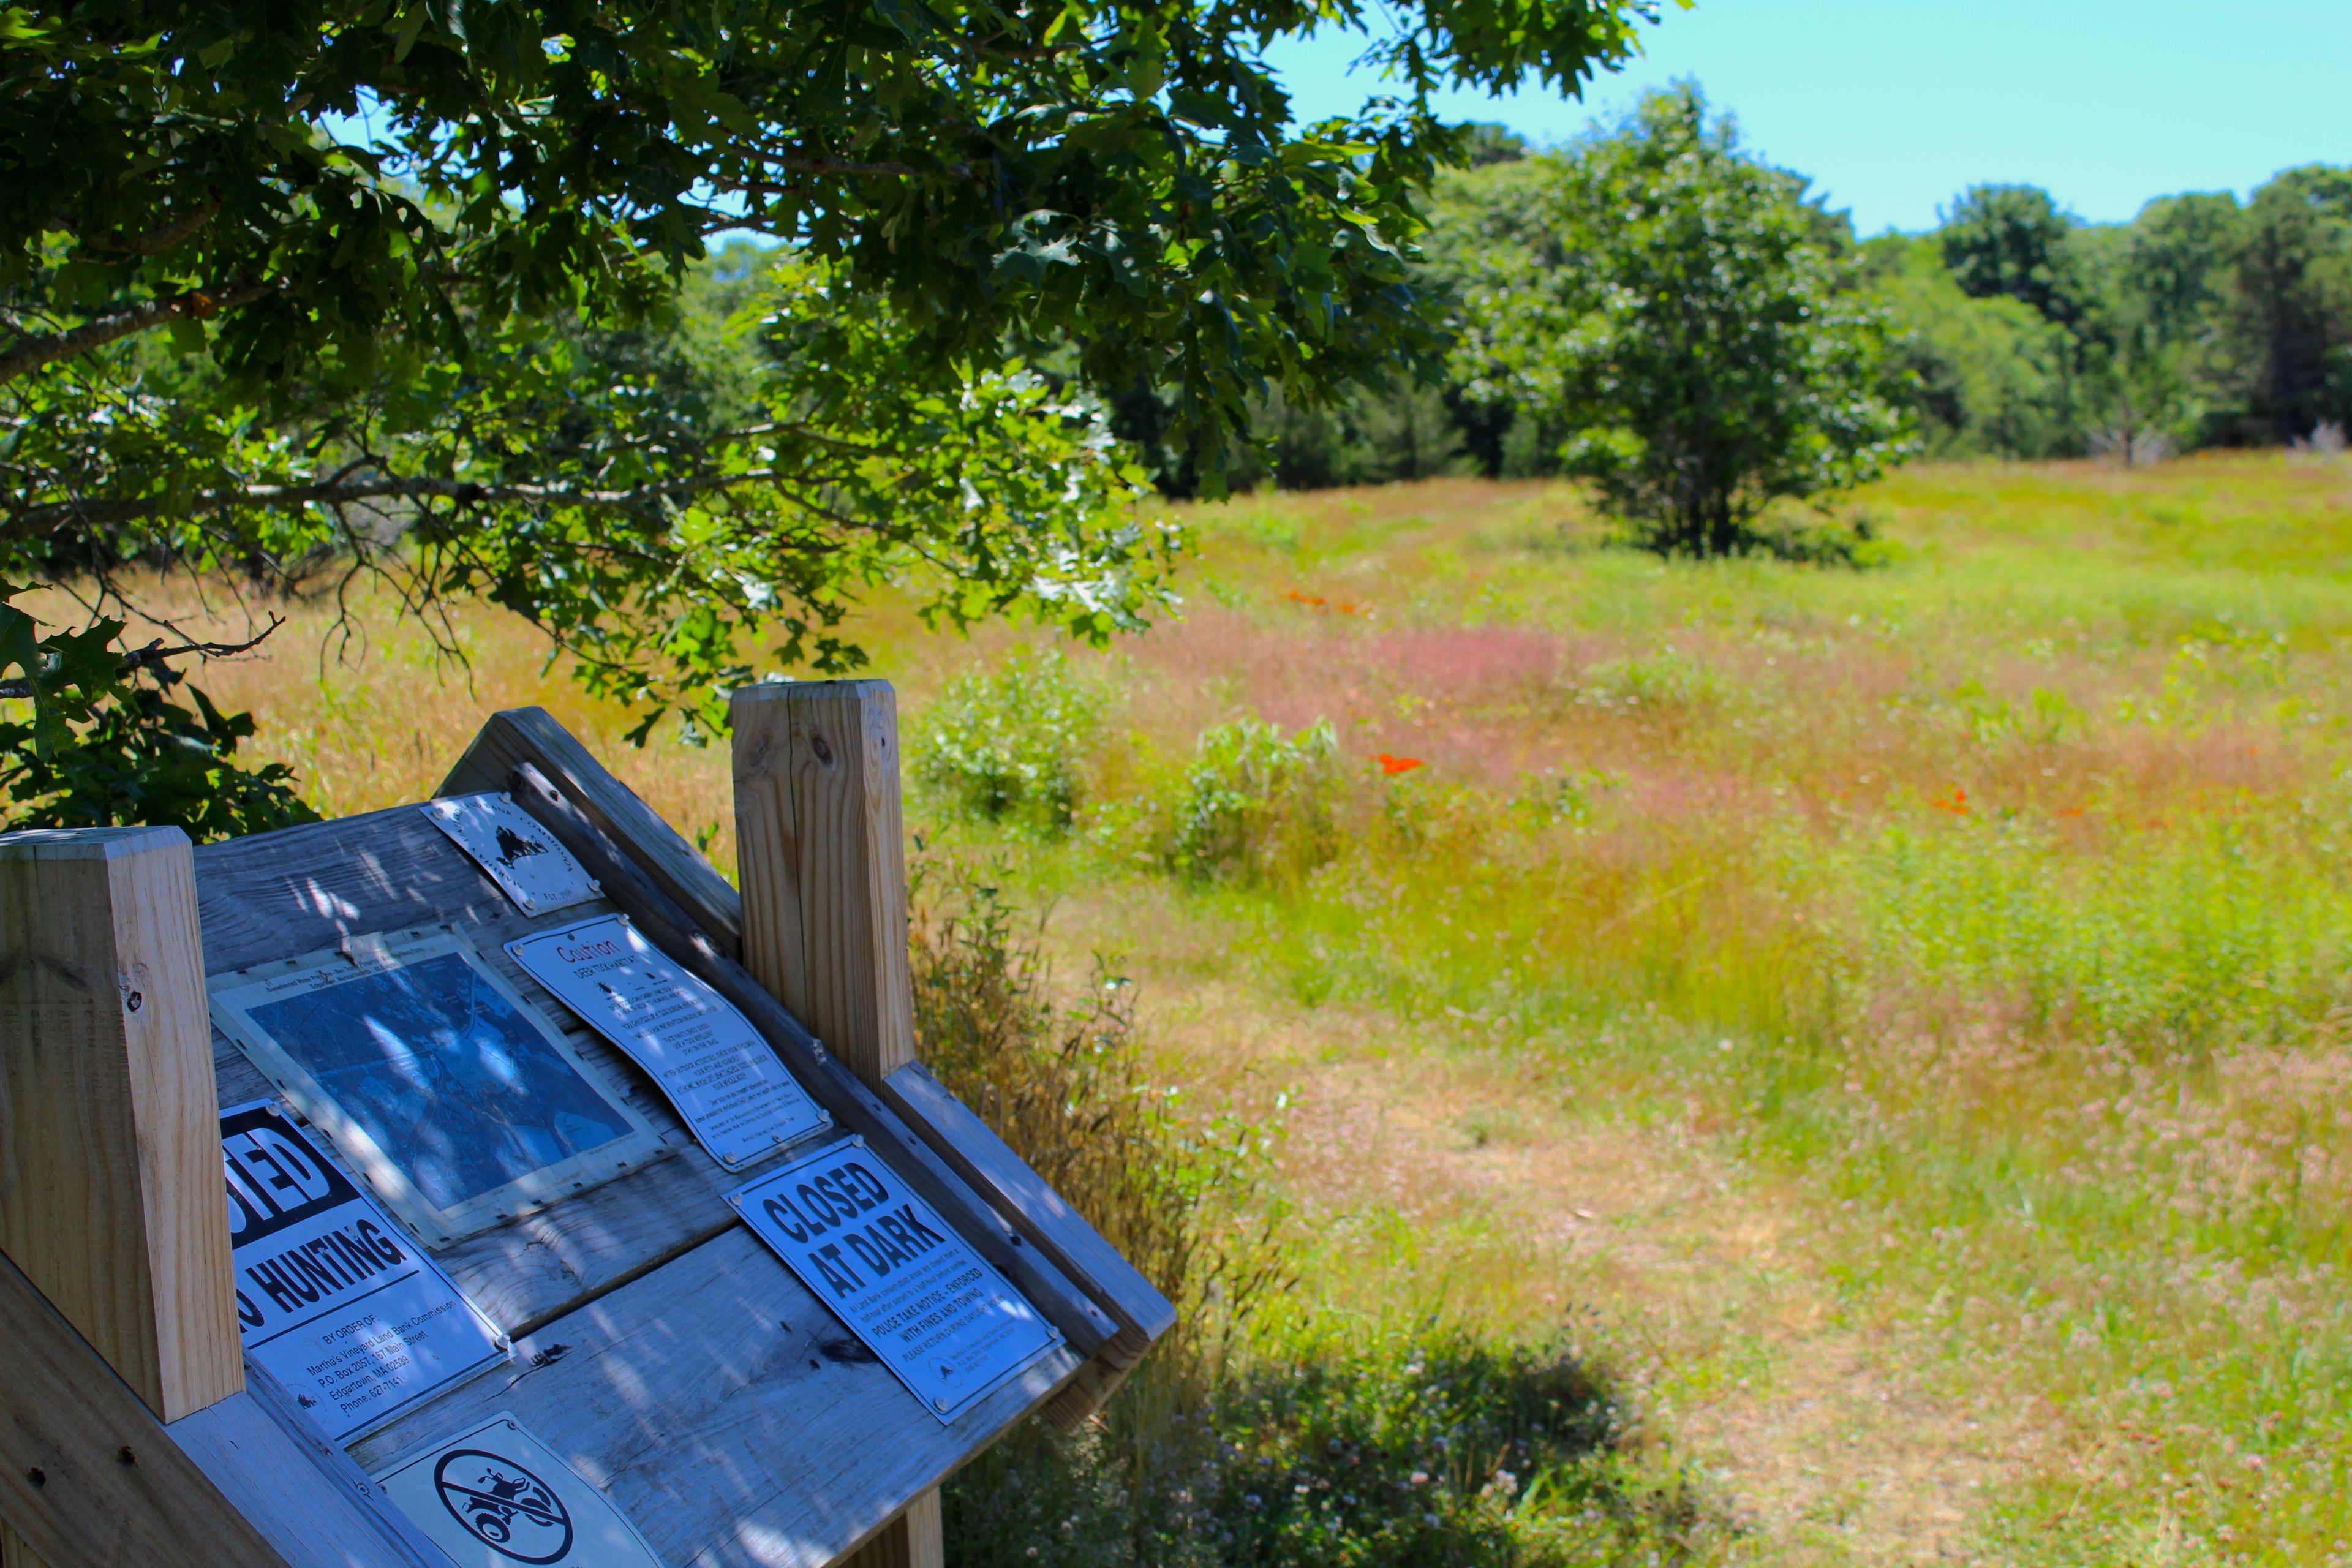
[[374, 1414, 666, 1568], [434, 1447, 573, 1563]]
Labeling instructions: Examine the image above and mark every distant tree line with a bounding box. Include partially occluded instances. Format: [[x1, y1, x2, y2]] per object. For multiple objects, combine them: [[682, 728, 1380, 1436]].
[[1144, 85, 2352, 493]]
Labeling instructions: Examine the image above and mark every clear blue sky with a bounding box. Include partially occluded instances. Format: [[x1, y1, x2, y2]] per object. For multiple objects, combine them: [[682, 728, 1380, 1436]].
[[1264, 0, 2350, 235]]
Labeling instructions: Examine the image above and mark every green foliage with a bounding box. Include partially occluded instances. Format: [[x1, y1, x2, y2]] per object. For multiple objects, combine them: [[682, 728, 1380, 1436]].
[[1863, 235, 2075, 458], [0, 0, 1648, 490], [913, 650, 1107, 834], [2223, 165, 2352, 442], [1, 0, 1655, 832], [0, 600, 315, 838], [951, 1321, 1672, 1568], [1457, 85, 1911, 556], [1939, 183, 2095, 328], [908, 871, 1678, 1568], [1868, 167, 2352, 459], [1238, 383, 1473, 492], [1163, 718, 1343, 881]]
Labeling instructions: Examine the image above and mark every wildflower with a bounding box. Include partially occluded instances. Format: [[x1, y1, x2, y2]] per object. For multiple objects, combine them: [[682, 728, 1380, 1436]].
[[1379, 754, 1424, 776]]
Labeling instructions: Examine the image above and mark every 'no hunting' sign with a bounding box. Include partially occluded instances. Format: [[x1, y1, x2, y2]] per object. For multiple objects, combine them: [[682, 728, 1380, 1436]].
[[373, 1414, 666, 1568]]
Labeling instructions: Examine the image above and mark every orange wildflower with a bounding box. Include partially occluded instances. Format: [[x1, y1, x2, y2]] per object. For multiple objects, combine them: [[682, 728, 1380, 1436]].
[[1378, 754, 1423, 776]]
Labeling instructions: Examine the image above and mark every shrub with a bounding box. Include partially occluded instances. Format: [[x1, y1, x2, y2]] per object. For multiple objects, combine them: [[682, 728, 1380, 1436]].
[[913, 649, 1105, 833], [1163, 718, 1343, 882], [911, 871, 1692, 1568], [948, 1319, 1689, 1568], [909, 865, 1278, 1321], [1455, 84, 1911, 556]]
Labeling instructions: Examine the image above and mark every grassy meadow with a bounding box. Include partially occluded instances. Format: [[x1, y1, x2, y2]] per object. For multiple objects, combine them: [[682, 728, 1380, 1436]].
[[115, 451, 2352, 1565]]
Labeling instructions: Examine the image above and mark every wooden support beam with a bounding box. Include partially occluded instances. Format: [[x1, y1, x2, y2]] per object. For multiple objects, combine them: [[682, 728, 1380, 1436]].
[[167, 1365, 456, 1568], [505, 764, 1118, 1363], [0, 1247, 289, 1568], [0, 827, 241, 1424], [729, 683, 1177, 1426], [882, 1062, 1176, 1425], [731, 680, 935, 1568], [440, 706, 744, 956], [731, 680, 916, 1087]]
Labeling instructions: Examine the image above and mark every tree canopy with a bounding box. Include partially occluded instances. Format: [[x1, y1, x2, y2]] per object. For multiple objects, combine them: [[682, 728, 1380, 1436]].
[[0, 0, 1657, 833], [1442, 85, 1910, 556]]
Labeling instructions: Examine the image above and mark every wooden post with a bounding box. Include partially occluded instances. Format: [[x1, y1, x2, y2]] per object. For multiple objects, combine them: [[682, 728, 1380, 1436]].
[[731, 680, 942, 1568], [0, 827, 243, 1419], [1, 827, 245, 1568], [0, 1249, 290, 1568]]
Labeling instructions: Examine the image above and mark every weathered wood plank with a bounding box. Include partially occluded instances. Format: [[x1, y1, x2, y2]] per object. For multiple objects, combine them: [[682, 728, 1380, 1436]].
[[508, 763, 1120, 1362], [194, 802, 804, 1338], [0, 1248, 292, 1568], [190, 803, 519, 976], [439, 707, 744, 957], [0, 827, 243, 1423], [167, 1372, 451, 1568], [217, 998, 738, 1336], [342, 1226, 1081, 1568], [881, 1061, 1175, 1371], [439, 1143, 742, 1337]]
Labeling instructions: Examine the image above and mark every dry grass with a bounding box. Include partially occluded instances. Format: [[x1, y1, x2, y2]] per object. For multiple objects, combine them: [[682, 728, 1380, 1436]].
[[48, 450, 2352, 1565]]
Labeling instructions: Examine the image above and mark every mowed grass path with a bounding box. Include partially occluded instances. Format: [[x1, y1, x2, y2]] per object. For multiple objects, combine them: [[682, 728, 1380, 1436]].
[[173, 453, 2352, 1565]]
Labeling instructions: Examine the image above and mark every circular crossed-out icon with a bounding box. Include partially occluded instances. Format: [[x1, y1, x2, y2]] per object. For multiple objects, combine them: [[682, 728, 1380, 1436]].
[[434, 1447, 574, 1564]]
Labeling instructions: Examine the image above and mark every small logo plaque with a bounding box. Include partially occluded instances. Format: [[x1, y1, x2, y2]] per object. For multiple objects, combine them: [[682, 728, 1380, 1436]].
[[375, 1414, 666, 1568]]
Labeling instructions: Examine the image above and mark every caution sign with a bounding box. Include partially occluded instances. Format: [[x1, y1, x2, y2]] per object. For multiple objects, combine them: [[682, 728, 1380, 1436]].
[[507, 913, 829, 1170], [425, 793, 600, 916], [727, 1137, 1062, 1422], [373, 1413, 666, 1568], [221, 1101, 507, 1442]]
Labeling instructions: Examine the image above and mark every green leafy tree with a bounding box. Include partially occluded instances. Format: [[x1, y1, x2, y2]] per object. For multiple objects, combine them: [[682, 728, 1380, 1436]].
[[2090, 191, 2243, 456], [1861, 233, 2070, 458], [2223, 165, 2352, 442], [1457, 85, 1910, 556], [0, 0, 1657, 835], [1939, 184, 2094, 330]]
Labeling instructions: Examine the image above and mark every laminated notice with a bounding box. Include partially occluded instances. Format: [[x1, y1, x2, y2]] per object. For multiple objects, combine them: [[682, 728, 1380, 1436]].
[[426, 793, 600, 915], [372, 1412, 668, 1568], [728, 1138, 1062, 1422], [507, 914, 829, 1170], [219, 1101, 505, 1443]]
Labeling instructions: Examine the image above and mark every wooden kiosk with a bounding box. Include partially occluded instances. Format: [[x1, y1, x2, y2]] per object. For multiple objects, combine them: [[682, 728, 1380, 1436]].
[[0, 681, 1173, 1568]]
